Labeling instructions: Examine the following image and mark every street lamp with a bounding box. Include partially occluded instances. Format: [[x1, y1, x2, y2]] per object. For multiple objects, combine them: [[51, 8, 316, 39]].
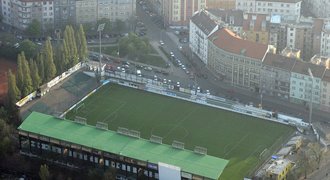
[[308, 68, 314, 125], [97, 23, 105, 75], [260, 93, 263, 109], [117, 42, 120, 57]]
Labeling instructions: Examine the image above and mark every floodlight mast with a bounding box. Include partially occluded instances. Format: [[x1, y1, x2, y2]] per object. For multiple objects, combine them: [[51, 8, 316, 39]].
[[97, 23, 105, 76], [308, 68, 314, 125]]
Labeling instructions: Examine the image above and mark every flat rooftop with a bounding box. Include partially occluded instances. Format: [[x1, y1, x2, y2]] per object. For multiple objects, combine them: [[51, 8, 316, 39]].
[[18, 112, 229, 179]]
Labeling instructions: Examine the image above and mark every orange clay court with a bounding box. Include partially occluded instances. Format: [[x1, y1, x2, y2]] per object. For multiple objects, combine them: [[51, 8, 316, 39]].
[[0, 58, 16, 103]]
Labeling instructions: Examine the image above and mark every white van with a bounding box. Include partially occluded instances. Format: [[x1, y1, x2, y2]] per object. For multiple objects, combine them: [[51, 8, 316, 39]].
[[136, 70, 142, 77]]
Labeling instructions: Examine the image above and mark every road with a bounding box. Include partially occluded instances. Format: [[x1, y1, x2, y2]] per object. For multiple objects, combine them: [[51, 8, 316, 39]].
[[135, 2, 330, 124]]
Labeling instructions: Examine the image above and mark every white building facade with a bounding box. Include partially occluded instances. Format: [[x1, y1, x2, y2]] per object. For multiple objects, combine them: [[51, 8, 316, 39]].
[[290, 61, 325, 107], [255, 0, 301, 20], [236, 0, 301, 20], [1, 0, 54, 30], [321, 69, 330, 112], [189, 10, 218, 64], [235, 0, 255, 13], [1, 0, 11, 25], [320, 20, 330, 57], [97, 0, 136, 22]]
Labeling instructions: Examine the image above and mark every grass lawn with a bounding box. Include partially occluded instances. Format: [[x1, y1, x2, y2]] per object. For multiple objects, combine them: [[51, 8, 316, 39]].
[[66, 84, 294, 180], [89, 46, 167, 68], [137, 54, 167, 68], [89, 46, 119, 57]]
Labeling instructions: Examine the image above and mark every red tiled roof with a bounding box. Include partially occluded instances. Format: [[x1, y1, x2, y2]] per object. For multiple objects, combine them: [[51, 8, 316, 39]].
[[208, 28, 268, 60], [263, 53, 297, 71], [292, 60, 326, 78]]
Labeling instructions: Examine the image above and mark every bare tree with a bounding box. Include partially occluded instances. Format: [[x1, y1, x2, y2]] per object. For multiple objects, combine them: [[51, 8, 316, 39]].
[[307, 142, 325, 170]]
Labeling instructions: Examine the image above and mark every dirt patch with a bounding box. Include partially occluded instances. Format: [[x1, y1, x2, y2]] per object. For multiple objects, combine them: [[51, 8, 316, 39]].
[[0, 58, 16, 103]]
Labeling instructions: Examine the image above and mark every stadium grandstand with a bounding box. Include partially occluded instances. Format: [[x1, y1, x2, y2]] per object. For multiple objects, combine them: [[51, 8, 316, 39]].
[[18, 112, 229, 180]]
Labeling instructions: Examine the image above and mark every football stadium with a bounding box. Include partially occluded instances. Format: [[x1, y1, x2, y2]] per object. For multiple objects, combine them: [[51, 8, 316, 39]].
[[18, 81, 294, 180]]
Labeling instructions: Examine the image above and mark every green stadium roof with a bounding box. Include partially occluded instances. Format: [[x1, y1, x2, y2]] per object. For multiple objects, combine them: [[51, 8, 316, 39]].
[[18, 112, 229, 179]]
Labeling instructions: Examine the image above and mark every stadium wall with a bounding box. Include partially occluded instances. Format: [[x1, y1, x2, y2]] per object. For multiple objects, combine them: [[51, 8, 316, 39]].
[[16, 62, 84, 108]]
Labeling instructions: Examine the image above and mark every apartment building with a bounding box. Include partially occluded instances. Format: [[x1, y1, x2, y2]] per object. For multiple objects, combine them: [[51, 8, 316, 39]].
[[236, 0, 302, 21], [235, 0, 255, 13], [1, 0, 11, 25], [0, 0, 2, 19], [163, 0, 206, 27], [312, 18, 324, 57], [54, 0, 76, 28], [207, 28, 269, 92], [261, 53, 296, 99], [148, 0, 162, 16], [306, 0, 330, 18], [268, 15, 287, 53], [75, 0, 97, 24], [206, 8, 243, 36], [97, 0, 135, 22], [189, 10, 218, 64], [1, 0, 136, 30], [285, 17, 323, 61], [321, 69, 330, 112], [290, 61, 325, 107], [255, 0, 301, 20], [206, 0, 235, 10], [1, 0, 54, 30], [320, 20, 330, 57], [242, 13, 270, 45]]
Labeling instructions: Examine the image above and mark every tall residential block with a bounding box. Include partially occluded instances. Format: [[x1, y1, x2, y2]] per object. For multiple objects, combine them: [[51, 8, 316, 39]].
[[163, 0, 206, 27], [207, 28, 269, 92]]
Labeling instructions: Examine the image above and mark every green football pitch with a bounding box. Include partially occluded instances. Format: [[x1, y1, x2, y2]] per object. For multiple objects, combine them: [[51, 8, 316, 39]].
[[65, 84, 294, 180]]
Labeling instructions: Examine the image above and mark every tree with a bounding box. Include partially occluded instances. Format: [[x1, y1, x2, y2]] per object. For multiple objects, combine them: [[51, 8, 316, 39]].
[[63, 25, 78, 67], [69, 26, 78, 65], [117, 33, 151, 59], [307, 142, 325, 170], [88, 168, 103, 180], [16, 52, 33, 96], [21, 53, 33, 96], [114, 19, 125, 33], [18, 40, 38, 59], [76, 24, 88, 61], [36, 53, 45, 82], [0, 118, 13, 157], [7, 70, 21, 108], [43, 37, 56, 81], [29, 59, 41, 89], [298, 149, 311, 179], [103, 168, 116, 180], [16, 54, 24, 94], [39, 164, 50, 180], [26, 19, 41, 37]]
